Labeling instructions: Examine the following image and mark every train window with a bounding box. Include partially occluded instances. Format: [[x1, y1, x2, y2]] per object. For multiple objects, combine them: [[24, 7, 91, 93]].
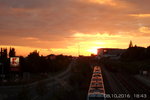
[[91, 86, 103, 88], [93, 72, 101, 74], [93, 75, 101, 77], [91, 82, 102, 85], [92, 79, 102, 81]]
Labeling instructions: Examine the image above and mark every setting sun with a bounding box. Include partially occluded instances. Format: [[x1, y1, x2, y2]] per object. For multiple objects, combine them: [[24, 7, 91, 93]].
[[87, 47, 101, 55]]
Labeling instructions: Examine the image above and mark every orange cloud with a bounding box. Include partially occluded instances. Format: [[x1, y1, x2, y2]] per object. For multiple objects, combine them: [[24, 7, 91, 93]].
[[83, 0, 130, 8], [129, 14, 150, 17], [22, 37, 39, 40], [73, 32, 123, 38], [87, 0, 116, 6], [139, 26, 150, 33]]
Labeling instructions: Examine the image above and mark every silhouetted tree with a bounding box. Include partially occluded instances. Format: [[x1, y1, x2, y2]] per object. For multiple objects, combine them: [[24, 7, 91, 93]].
[[39, 56, 49, 72], [121, 46, 146, 61], [129, 40, 133, 48], [21, 51, 71, 74], [26, 50, 40, 73], [146, 46, 150, 58], [9, 47, 16, 57]]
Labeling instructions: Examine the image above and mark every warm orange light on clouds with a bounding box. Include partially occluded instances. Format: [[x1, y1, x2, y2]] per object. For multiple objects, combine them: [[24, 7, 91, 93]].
[[129, 14, 150, 17], [0, 0, 150, 56], [0, 31, 150, 56], [139, 26, 150, 33], [87, 0, 116, 6]]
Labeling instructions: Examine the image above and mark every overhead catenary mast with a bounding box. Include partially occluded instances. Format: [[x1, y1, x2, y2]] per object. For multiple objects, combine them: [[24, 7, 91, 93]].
[[78, 44, 80, 57]]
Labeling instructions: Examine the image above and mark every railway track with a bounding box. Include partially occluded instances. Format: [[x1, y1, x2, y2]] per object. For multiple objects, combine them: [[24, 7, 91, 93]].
[[116, 73, 150, 99], [101, 66, 150, 99]]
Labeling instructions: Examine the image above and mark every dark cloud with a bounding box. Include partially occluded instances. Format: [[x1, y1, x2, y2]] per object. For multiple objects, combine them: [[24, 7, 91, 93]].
[[0, 0, 51, 8], [122, 0, 150, 13]]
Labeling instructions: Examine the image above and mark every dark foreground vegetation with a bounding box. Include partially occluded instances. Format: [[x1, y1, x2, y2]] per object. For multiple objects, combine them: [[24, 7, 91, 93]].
[[23, 51, 71, 73], [0, 50, 72, 85]]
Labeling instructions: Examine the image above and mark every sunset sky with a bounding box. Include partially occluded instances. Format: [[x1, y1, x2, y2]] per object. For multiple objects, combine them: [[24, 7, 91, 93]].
[[0, 0, 150, 56]]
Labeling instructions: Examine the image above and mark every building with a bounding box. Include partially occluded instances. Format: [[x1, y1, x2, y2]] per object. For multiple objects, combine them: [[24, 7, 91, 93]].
[[97, 48, 126, 60]]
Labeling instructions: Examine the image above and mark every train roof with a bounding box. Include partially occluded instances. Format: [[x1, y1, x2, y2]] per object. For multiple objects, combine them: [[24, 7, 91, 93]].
[[88, 66, 105, 99]]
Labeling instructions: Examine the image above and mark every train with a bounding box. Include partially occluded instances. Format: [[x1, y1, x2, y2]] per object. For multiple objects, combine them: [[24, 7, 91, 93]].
[[87, 66, 106, 100]]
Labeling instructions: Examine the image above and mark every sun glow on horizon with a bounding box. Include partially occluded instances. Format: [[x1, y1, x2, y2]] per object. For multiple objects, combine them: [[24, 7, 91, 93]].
[[87, 47, 102, 55], [1, 31, 150, 57]]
